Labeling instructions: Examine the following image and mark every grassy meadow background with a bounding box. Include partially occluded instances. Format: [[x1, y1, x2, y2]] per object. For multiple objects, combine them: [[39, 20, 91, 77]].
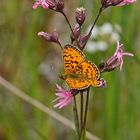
[[0, 0, 140, 140]]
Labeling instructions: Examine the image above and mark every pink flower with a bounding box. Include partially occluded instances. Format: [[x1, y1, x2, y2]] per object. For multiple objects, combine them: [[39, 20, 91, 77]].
[[99, 41, 134, 72], [112, 41, 134, 70], [32, 0, 56, 10], [107, 41, 134, 70], [101, 0, 136, 8], [33, 0, 49, 9], [53, 84, 73, 109], [117, 0, 136, 6]]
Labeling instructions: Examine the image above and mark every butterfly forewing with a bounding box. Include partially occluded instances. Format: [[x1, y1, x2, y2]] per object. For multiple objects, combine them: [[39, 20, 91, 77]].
[[63, 44, 85, 74]]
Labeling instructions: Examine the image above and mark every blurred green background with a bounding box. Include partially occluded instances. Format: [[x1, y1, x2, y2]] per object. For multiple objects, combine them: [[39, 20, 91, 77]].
[[0, 0, 140, 140]]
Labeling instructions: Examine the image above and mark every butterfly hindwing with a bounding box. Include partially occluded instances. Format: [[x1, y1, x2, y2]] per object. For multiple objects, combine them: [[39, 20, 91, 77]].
[[75, 60, 100, 80], [79, 61, 101, 87], [66, 78, 91, 90], [69, 60, 101, 89]]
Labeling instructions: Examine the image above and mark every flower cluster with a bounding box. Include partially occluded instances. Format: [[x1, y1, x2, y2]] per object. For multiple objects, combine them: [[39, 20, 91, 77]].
[[33, 0, 135, 108], [33, 0, 136, 10]]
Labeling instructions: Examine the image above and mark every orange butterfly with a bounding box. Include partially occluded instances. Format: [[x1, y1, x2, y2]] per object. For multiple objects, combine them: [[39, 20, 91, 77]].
[[63, 44, 105, 90]]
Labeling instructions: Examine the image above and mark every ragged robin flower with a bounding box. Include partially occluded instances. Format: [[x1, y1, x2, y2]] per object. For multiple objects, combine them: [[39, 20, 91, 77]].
[[117, 0, 136, 6], [101, 0, 136, 8], [53, 84, 73, 109], [33, 0, 56, 10], [33, 0, 64, 11], [99, 41, 134, 72]]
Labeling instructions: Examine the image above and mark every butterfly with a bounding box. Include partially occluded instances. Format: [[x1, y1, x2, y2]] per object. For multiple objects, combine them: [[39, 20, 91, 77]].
[[62, 44, 105, 90]]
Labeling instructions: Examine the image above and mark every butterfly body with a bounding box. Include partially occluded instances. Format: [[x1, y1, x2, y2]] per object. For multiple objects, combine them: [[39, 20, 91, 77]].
[[63, 44, 104, 90]]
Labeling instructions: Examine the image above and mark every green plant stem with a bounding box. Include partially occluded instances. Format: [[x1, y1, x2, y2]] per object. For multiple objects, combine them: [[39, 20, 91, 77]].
[[73, 95, 80, 139], [80, 92, 84, 135], [83, 88, 90, 127], [83, 7, 103, 47]]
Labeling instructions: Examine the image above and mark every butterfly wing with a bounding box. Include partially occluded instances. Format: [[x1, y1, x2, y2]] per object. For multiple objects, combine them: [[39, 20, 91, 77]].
[[63, 44, 85, 74], [66, 60, 101, 89], [66, 78, 91, 90], [76, 60, 101, 87]]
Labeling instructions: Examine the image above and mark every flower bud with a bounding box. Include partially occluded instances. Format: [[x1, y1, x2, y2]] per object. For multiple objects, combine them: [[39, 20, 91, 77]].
[[56, 0, 64, 11], [38, 30, 60, 45], [70, 24, 81, 43], [73, 24, 81, 38], [75, 7, 86, 26], [78, 34, 89, 49], [101, 0, 107, 8], [47, 0, 56, 10], [98, 62, 115, 73]]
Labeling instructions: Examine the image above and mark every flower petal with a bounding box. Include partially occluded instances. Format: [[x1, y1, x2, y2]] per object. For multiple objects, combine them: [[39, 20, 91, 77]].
[[53, 84, 73, 109]]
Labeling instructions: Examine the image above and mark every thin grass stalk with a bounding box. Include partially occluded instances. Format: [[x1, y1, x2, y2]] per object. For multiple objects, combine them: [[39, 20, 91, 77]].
[[83, 88, 90, 127], [73, 95, 80, 139], [80, 92, 84, 138], [0, 76, 100, 140]]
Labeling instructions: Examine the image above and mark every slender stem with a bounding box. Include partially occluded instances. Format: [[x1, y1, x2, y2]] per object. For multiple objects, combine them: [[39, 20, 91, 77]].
[[80, 92, 84, 131], [73, 95, 80, 139], [61, 11, 74, 36], [60, 11, 81, 48], [83, 7, 103, 47], [57, 41, 63, 50], [83, 88, 90, 127]]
